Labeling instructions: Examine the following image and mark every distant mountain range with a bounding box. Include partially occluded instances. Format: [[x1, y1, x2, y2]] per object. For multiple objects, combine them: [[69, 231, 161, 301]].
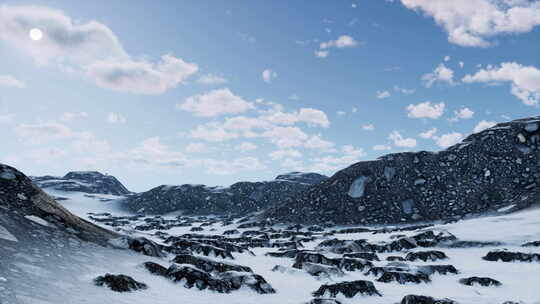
[[31, 171, 130, 196]]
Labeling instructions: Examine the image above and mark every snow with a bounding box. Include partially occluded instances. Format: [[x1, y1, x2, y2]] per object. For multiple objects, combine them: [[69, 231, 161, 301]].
[[0, 224, 18, 242], [12, 189, 540, 304], [348, 176, 369, 198], [0, 170, 16, 180], [24, 216, 50, 227]]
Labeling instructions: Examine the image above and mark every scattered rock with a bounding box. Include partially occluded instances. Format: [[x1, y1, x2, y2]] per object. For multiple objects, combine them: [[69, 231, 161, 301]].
[[312, 280, 382, 298], [459, 276, 502, 287], [94, 274, 147, 292]]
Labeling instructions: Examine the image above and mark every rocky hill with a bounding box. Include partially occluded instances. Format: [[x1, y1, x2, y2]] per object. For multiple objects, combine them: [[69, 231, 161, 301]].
[[0, 164, 119, 245], [263, 116, 540, 225], [31, 171, 130, 196], [122, 172, 328, 215]]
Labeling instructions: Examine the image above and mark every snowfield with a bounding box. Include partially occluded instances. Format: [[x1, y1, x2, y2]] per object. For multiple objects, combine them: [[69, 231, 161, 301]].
[[2, 190, 539, 304]]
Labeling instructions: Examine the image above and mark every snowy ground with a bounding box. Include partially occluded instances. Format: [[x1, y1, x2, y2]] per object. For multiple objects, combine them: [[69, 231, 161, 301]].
[[1, 190, 539, 304]]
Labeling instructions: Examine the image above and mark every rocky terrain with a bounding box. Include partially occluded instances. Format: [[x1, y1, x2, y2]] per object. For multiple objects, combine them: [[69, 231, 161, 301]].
[[1, 163, 539, 303], [121, 172, 328, 215], [31, 171, 130, 196], [264, 116, 540, 225]]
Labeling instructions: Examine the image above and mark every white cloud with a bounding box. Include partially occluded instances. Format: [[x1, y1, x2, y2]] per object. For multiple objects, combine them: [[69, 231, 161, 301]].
[[400, 0, 540, 47], [262, 69, 277, 83], [235, 142, 257, 152], [376, 90, 391, 99], [451, 107, 474, 121], [263, 126, 308, 148], [0, 5, 198, 94], [436, 132, 463, 148], [314, 50, 329, 58], [309, 145, 365, 172], [269, 149, 302, 160], [389, 131, 417, 148], [373, 144, 392, 151], [60, 112, 88, 121], [177, 88, 254, 117], [185, 142, 207, 153], [107, 112, 126, 124], [337, 111, 346, 116], [204, 157, 265, 175], [406, 101, 445, 119], [459, 61, 465, 68], [419, 127, 438, 139], [15, 121, 78, 144], [320, 35, 359, 49], [298, 108, 330, 128], [196, 74, 227, 85], [444, 55, 451, 62], [304, 134, 335, 151], [0, 75, 25, 88], [463, 62, 540, 106], [422, 63, 455, 87], [362, 124, 375, 131], [473, 120, 497, 133], [190, 123, 239, 142], [393, 85, 415, 94]]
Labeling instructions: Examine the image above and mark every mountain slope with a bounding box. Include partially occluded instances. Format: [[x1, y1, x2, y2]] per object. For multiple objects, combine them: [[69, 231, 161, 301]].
[[264, 116, 540, 225], [122, 172, 328, 215], [32, 171, 130, 196]]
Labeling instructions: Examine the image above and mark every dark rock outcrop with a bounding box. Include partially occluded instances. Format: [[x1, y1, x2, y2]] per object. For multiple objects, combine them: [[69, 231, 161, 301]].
[[312, 280, 382, 298], [400, 295, 457, 304], [0, 164, 119, 245], [459, 276, 502, 287], [405, 250, 448, 262], [482, 250, 540, 262], [94, 274, 147, 292], [122, 172, 327, 215], [32, 171, 130, 196], [264, 117, 540, 224]]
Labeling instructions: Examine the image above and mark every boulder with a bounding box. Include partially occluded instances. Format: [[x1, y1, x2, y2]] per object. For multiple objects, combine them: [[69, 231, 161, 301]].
[[94, 274, 147, 292], [312, 280, 382, 298]]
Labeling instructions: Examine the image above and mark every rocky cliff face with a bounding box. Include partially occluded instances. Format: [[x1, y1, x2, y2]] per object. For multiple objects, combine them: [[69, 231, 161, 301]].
[[122, 172, 328, 215], [0, 164, 119, 245], [31, 171, 130, 196], [263, 116, 540, 225]]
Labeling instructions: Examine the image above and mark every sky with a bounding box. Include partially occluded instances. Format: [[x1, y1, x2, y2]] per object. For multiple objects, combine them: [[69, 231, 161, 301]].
[[1, 0, 539, 192]]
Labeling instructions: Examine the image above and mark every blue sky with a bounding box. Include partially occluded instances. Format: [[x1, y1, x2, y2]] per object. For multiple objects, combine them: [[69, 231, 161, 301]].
[[1, 0, 539, 191]]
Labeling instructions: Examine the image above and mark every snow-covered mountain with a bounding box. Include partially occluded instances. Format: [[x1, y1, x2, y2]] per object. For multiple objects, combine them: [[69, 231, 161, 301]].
[[121, 172, 328, 215], [31, 171, 130, 196], [264, 116, 540, 225]]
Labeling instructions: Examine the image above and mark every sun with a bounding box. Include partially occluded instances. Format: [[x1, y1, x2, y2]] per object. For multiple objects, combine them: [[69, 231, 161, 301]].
[[29, 28, 43, 41]]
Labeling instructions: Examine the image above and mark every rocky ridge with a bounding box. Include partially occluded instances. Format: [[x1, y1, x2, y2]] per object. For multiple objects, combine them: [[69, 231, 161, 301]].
[[31, 171, 130, 196], [122, 172, 328, 215], [264, 116, 540, 225]]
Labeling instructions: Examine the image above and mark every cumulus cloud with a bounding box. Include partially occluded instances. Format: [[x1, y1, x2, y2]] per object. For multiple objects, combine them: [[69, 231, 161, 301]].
[[304, 134, 335, 151], [463, 62, 540, 106], [0, 75, 25, 88], [473, 120, 497, 133], [297, 108, 330, 128], [15, 121, 78, 144], [407, 101, 445, 119], [419, 127, 438, 139], [263, 126, 308, 148], [389, 131, 417, 148], [422, 63, 455, 87], [314, 50, 329, 58], [309, 145, 365, 172], [190, 122, 240, 142], [87, 54, 198, 94], [262, 69, 277, 83], [185, 142, 207, 153], [107, 112, 126, 124], [235, 142, 257, 152], [362, 124, 375, 131], [393, 85, 415, 94], [400, 0, 540, 47], [376, 90, 391, 99], [320, 35, 359, 49], [451, 107, 474, 121], [0, 5, 197, 94], [177, 88, 254, 117], [436, 132, 464, 148]]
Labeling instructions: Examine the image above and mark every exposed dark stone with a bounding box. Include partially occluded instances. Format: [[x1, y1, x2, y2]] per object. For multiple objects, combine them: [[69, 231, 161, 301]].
[[312, 280, 382, 298], [400, 294, 457, 304], [387, 256, 406, 261], [143, 262, 168, 277], [122, 172, 327, 215], [376, 271, 431, 284], [217, 271, 276, 294], [306, 299, 343, 304], [172, 254, 252, 273], [417, 265, 458, 275], [32, 171, 130, 196], [459, 276, 502, 287], [405, 250, 448, 262], [300, 262, 345, 278], [522, 241, 540, 247], [483, 250, 540, 262], [94, 274, 147, 292], [263, 117, 540, 225], [164, 239, 234, 259], [125, 237, 164, 257], [167, 265, 232, 293]]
